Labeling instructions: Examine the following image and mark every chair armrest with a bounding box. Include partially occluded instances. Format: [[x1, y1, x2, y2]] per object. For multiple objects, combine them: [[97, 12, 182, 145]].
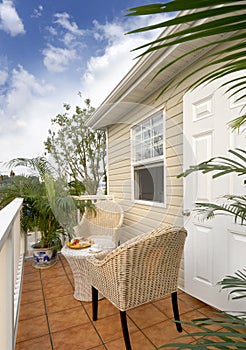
[[86, 251, 110, 265]]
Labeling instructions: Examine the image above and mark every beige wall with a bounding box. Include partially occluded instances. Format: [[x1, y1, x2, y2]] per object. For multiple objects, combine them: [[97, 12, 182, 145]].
[[106, 87, 185, 284], [107, 85, 185, 233]]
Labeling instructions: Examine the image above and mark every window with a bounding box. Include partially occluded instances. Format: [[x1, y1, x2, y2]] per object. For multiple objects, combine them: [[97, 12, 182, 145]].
[[132, 112, 165, 205]]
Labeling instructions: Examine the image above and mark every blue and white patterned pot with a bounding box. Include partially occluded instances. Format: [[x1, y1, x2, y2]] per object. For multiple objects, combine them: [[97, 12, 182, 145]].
[[32, 245, 58, 269]]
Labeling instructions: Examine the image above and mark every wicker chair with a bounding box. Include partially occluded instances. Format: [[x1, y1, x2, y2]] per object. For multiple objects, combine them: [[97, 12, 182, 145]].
[[86, 225, 187, 350], [74, 200, 124, 245]]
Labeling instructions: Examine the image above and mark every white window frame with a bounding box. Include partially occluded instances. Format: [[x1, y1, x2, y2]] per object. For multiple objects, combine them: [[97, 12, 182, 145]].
[[131, 110, 166, 207]]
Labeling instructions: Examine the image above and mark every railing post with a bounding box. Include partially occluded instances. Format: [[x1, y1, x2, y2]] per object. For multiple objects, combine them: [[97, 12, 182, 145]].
[[0, 198, 23, 350]]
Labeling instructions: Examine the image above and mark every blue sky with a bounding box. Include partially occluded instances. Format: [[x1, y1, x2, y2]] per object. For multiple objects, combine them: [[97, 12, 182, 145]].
[[0, 0, 167, 174]]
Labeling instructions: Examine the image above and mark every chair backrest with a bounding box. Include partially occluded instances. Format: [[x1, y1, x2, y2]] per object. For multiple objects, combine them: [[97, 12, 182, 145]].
[[84, 200, 123, 229], [88, 225, 187, 310], [73, 200, 123, 244]]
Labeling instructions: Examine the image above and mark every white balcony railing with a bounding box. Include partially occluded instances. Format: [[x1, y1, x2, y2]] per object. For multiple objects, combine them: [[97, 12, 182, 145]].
[[0, 198, 24, 350]]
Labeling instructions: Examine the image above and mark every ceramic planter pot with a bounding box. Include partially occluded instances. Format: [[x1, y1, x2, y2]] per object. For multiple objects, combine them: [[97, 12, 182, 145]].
[[32, 244, 58, 269]]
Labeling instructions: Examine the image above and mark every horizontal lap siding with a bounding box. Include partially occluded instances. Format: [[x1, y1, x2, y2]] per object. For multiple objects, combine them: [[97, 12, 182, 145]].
[[107, 124, 131, 200], [107, 88, 184, 211], [107, 91, 185, 286]]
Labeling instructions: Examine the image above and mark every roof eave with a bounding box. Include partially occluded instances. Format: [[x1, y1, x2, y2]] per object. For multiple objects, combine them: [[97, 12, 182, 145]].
[[86, 10, 227, 129]]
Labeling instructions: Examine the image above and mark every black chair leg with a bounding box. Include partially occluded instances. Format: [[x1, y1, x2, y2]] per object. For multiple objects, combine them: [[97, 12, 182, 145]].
[[120, 311, 132, 350], [171, 291, 182, 332], [92, 286, 98, 321]]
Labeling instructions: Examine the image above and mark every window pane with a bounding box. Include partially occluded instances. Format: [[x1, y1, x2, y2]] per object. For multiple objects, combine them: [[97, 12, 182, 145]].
[[142, 120, 151, 141], [153, 135, 163, 156], [152, 114, 163, 156], [133, 113, 163, 162], [152, 114, 162, 128], [134, 164, 164, 203], [135, 168, 154, 201], [142, 140, 151, 159]]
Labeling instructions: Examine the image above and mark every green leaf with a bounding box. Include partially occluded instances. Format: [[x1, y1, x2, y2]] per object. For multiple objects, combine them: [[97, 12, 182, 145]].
[[128, 11, 246, 36], [218, 270, 246, 299], [127, 0, 243, 17], [193, 196, 246, 225], [178, 148, 246, 179], [229, 115, 246, 131]]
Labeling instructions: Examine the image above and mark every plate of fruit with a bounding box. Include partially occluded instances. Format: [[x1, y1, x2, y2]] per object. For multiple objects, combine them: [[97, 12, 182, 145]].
[[66, 237, 94, 249]]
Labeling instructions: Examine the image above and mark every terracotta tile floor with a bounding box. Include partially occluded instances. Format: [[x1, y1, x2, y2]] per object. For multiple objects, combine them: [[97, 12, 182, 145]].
[[16, 254, 219, 350]]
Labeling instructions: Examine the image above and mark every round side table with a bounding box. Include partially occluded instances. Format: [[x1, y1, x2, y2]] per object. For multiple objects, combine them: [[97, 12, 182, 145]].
[[61, 237, 115, 301]]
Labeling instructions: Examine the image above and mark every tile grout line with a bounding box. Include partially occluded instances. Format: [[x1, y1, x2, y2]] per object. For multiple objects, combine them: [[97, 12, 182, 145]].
[[146, 297, 199, 347], [126, 313, 159, 349], [51, 256, 217, 349], [40, 265, 56, 350]]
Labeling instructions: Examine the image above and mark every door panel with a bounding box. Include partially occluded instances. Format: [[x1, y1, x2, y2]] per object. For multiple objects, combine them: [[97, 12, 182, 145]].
[[183, 73, 246, 311], [193, 132, 213, 201]]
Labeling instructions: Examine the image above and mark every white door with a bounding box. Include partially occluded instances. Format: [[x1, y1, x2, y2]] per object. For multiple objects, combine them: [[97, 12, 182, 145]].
[[183, 74, 246, 311]]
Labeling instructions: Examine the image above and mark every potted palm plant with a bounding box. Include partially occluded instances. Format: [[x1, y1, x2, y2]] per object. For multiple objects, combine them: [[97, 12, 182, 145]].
[[25, 178, 65, 268], [0, 157, 77, 268]]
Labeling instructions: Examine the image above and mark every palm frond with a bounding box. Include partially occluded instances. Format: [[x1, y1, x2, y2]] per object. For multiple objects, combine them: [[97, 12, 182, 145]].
[[194, 195, 246, 225], [218, 270, 246, 300], [229, 115, 246, 132], [160, 312, 246, 349], [7, 157, 55, 180], [127, 1, 243, 18], [160, 270, 246, 348], [141, 31, 246, 101], [178, 148, 246, 179]]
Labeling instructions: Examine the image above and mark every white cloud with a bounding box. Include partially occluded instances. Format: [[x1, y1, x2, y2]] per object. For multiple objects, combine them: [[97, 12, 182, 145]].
[[0, 65, 82, 167], [0, 69, 8, 84], [7, 65, 54, 108], [42, 45, 77, 72], [54, 12, 84, 36], [1, 65, 54, 124], [0, 0, 25, 36], [42, 12, 86, 72], [46, 26, 57, 36], [0, 65, 55, 139], [92, 20, 125, 43], [31, 5, 43, 18]]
